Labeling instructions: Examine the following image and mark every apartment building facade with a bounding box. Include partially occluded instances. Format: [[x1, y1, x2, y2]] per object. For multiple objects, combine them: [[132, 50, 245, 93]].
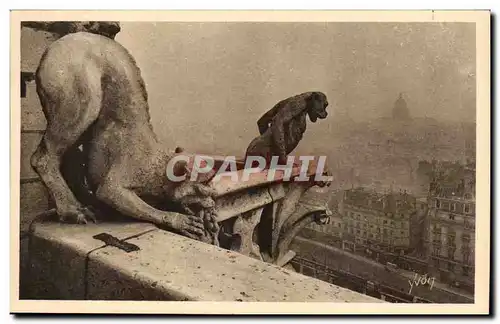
[[425, 163, 475, 288], [338, 188, 422, 255]]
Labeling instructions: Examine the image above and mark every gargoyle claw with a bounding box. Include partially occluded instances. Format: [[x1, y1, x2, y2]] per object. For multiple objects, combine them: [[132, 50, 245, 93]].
[[58, 205, 97, 224]]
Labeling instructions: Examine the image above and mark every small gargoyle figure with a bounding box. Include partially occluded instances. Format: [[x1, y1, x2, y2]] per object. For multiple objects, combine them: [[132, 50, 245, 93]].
[[245, 92, 329, 166]]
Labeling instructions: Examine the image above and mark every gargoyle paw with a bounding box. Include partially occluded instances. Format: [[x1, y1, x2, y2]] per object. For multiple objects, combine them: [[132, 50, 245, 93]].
[[58, 205, 97, 224], [168, 213, 205, 240]]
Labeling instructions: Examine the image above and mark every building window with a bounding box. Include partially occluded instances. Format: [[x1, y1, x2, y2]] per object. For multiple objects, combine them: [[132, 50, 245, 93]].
[[447, 248, 455, 260], [436, 200, 441, 208], [448, 232, 456, 247], [463, 251, 470, 264], [451, 203, 456, 212], [447, 262, 454, 272], [356, 230, 360, 235], [449, 214, 455, 221], [383, 220, 387, 225], [442, 202, 450, 210], [433, 247, 441, 256], [464, 204, 470, 214], [462, 266, 469, 276], [432, 226, 441, 242]]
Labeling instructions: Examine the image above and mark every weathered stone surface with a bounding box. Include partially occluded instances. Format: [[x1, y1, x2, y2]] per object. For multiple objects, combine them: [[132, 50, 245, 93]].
[[20, 21, 121, 76], [214, 185, 274, 222], [19, 237, 29, 299], [87, 229, 382, 302], [32, 221, 158, 255], [21, 82, 46, 130], [20, 182, 50, 234], [25, 232, 89, 300], [274, 203, 329, 265], [268, 182, 287, 201], [20, 132, 42, 179], [210, 167, 302, 197], [23, 221, 156, 300], [21, 27, 58, 72], [231, 208, 264, 260]]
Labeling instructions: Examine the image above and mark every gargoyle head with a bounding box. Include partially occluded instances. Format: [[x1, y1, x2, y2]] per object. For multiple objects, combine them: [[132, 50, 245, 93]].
[[307, 91, 329, 123]]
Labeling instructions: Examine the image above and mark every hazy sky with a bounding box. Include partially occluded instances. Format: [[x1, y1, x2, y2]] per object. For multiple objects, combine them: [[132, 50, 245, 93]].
[[116, 22, 475, 154]]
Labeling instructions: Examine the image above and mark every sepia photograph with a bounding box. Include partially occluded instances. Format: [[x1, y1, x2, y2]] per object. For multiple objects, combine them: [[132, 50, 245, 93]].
[[10, 10, 490, 315]]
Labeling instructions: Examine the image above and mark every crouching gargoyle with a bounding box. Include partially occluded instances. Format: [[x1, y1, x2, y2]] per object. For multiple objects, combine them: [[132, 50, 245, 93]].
[[30, 31, 219, 244], [245, 91, 329, 165]]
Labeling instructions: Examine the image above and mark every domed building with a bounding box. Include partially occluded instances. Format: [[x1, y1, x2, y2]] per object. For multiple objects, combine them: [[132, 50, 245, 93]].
[[392, 93, 412, 121]]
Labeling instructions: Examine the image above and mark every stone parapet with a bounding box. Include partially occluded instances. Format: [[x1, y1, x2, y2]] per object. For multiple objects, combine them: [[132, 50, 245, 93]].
[[22, 220, 383, 303]]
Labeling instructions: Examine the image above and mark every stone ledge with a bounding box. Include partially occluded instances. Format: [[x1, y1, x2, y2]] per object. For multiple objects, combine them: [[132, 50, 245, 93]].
[[23, 221, 383, 303], [23, 221, 157, 300]]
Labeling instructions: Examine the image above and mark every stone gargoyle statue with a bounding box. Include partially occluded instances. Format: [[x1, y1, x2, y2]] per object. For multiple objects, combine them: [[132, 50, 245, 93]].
[[245, 91, 329, 165], [30, 31, 219, 244]]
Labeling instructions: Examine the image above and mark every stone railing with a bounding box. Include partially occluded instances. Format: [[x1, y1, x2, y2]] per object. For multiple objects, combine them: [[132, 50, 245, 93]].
[[22, 218, 382, 302]]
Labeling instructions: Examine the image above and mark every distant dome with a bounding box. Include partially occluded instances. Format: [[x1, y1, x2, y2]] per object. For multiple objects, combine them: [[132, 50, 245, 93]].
[[392, 93, 411, 121]]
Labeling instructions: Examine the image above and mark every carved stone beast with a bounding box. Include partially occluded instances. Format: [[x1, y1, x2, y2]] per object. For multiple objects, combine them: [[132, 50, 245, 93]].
[[31, 32, 218, 243]]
